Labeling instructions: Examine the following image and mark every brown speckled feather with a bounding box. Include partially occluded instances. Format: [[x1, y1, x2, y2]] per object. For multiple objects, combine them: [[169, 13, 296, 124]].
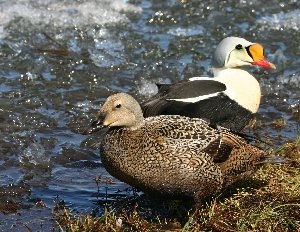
[[102, 116, 223, 199]]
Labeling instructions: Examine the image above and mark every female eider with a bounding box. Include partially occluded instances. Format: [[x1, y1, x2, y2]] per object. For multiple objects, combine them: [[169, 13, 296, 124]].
[[142, 37, 276, 132], [84, 93, 265, 202]]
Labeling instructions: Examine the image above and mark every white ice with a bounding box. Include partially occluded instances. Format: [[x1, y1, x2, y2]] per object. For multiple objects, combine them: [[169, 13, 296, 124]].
[[0, 0, 142, 29]]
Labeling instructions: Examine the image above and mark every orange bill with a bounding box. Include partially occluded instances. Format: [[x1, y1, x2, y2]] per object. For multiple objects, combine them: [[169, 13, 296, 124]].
[[249, 44, 276, 69]]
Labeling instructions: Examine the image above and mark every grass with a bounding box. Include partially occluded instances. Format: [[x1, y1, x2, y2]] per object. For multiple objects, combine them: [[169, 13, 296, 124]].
[[54, 136, 300, 231]]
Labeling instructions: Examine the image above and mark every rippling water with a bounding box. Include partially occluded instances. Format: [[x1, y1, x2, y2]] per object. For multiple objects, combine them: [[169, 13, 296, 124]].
[[0, 0, 299, 230]]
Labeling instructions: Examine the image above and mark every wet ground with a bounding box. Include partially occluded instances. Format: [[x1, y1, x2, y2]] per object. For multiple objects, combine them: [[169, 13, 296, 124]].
[[0, 0, 299, 230]]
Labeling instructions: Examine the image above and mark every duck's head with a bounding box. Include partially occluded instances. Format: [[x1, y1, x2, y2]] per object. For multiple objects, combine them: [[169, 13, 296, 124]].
[[212, 37, 276, 72], [83, 93, 144, 134]]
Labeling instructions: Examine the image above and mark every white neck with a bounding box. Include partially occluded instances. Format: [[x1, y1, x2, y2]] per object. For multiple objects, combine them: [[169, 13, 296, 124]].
[[212, 67, 224, 76]]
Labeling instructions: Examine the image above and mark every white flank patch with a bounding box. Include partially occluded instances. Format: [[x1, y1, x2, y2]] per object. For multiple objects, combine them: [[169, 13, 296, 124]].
[[188, 77, 215, 81], [168, 77, 223, 103], [167, 92, 221, 103]]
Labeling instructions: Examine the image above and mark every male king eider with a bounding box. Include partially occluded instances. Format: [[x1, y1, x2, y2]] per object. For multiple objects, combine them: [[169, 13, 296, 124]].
[[142, 37, 276, 131], [83, 93, 265, 202]]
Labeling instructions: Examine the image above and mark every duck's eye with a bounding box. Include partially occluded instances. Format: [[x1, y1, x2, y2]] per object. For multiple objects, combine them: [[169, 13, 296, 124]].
[[235, 44, 243, 50], [116, 104, 121, 108]]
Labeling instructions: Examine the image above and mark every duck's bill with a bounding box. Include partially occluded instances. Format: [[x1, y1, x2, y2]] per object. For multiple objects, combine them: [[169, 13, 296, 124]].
[[82, 117, 106, 135], [248, 44, 276, 69], [251, 58, 276, 69]]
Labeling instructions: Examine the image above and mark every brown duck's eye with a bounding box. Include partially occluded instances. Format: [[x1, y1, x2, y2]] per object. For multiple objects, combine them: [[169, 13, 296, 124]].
[[116, 104, 121, 108], [235, 44, 243, 50]]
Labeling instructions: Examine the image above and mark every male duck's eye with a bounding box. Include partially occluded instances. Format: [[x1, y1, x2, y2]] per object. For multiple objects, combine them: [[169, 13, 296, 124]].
[[235, 44, 243, 50], [116, 104, 121, 108]]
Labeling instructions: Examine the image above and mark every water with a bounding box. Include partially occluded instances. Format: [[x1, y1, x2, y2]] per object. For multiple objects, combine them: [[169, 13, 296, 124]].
[[0, 0, 299, 230]]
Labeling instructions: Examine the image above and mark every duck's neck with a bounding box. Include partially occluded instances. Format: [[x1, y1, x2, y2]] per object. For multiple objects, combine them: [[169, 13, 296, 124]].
[[213, 67, 254, 81], [128, 115, 145, 131], [212, 67, 225, 77], [212, 66, 247, 77]]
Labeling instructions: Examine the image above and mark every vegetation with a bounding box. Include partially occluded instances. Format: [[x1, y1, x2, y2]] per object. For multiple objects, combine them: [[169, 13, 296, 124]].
[[54, 137, 300, 231]]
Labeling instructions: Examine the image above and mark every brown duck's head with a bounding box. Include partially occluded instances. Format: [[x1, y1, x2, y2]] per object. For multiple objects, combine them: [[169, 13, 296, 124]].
[[83, 93, 144, 135]]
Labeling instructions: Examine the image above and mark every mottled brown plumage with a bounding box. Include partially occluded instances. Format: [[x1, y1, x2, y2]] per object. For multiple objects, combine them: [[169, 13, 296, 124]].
[[85, 93, 265, 201]]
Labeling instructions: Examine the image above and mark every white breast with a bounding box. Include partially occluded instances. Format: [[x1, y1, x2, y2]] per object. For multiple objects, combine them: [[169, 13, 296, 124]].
[[215, 68, 261, 113]]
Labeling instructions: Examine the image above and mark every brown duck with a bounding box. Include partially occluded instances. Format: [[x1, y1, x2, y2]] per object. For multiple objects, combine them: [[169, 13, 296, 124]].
[[84, 93, 265, 202]]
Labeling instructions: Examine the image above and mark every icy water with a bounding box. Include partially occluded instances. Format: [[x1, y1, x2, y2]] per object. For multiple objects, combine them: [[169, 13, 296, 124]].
[[0, 0, 299, 230]]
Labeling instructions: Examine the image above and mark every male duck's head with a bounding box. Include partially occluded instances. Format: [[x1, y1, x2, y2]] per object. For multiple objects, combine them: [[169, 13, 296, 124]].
[[212, 36, 276, 70]]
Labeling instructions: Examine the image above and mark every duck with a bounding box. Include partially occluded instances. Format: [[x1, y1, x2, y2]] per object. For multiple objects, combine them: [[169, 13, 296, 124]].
[[142, 37, 276, 132], [84, 93, 265, 202]]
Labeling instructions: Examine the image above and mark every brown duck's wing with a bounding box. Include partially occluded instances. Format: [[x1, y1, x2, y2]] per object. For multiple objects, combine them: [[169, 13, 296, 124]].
[[200, 127, 248, 163], [146, 116, 225, 157], [146, 116, 263, 167], [202, 136, 232, 163], [217, 131, 266, 187]]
